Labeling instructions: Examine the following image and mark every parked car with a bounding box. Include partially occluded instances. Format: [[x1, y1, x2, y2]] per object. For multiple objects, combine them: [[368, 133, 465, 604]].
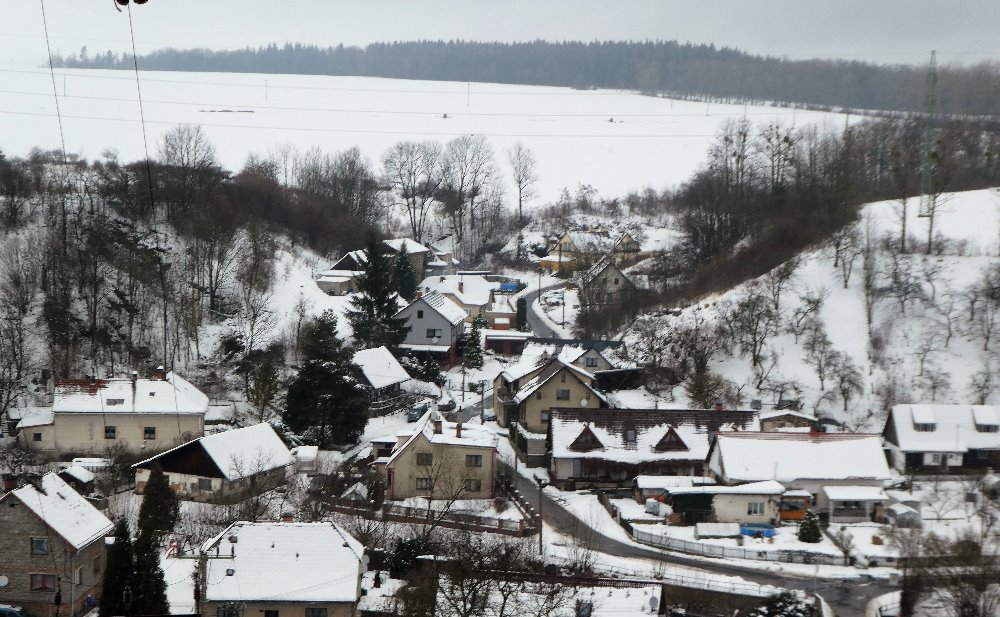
[[407, 401, 430, 422], [483, 410, 497, 422], [0, 606, 37, 617], [438, 396, 456, 412]]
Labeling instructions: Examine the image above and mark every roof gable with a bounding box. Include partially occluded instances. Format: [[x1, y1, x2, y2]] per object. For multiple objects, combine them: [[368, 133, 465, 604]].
[[401, 292, 467, 325], [135, 423, 292, 481], [570, 425, 604, 452], [4, 473, 113, 550], [352, 346, 410, 390], [654, 427, 689, 451]]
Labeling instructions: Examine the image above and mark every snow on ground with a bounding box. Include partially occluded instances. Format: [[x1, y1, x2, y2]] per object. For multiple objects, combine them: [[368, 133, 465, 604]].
[[539, 287, 580, 335], [3, 68, 851, 204], [394, 497, 526, 521], [644, 523, 845, 558], [624, 187, 1000, 430], [161, 551, 197, 614]]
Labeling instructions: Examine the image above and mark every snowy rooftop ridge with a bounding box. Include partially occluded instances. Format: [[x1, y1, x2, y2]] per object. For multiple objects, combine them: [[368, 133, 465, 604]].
[[52, 372, 208, 415], [413, 291, 468, 326], [202, 521, 363, 604], [135, 423, 293, 481], [352, 346, 410, 390], [417, 274, 496, 307], [3, 472, 113, 550], [886, 404, 1000, 453]]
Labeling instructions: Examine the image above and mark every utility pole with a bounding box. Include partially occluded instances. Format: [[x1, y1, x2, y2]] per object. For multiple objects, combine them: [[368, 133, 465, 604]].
[[479, 379, 486, 422], [918, 50, 938, 218], [536, 475, 548, 555]]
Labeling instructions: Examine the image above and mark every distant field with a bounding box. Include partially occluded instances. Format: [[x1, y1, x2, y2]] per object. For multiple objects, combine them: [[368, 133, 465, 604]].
[[0, 68, 850, 203]]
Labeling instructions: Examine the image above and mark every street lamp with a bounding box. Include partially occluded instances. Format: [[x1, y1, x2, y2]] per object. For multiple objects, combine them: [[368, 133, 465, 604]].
[[535, 475, 548, 555]]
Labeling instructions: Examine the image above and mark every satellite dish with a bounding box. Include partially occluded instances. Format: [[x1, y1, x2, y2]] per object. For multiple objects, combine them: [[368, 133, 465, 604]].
[[648, 596, 659, 613], [0, 575, 9, 588], [580, 399, 588, 407]]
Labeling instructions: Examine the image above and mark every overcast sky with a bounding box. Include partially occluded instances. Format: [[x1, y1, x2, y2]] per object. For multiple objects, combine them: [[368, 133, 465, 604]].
[[2, 0, 999, 68]]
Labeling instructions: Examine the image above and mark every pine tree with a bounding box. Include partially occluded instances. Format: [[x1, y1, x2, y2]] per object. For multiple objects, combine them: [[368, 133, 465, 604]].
[[392, 250, 418, 301], [515, 297, 528, 331], [797, 509, 823, 543], [748, 591, 813, 616], [130, 533, 170, 616], [347, 236, 411, 350], [137, 464, 180, 539], [285, 310, 370, 446], [464, 315, 486, 370], [99, 519, 134, 617]]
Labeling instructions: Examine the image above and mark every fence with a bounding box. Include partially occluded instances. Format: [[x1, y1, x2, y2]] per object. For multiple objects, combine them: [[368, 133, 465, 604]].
[[323, 497, 539, 537], [631, 526, 848, 566]]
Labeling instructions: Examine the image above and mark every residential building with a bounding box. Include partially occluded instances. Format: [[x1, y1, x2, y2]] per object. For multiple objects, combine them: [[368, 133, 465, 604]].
[[666, 480, 785, 526], [383, 238, 432, 275], [395, 292, 466, 365], [882, 404, 1000, 472], [416, 275, 497, 324], [707, 432, 892, 523], [17, 370, 207, 457], [493, 357, 608, 466], [632, 475, 717, 503], [578, 257, 637, 306], [426, 241, 460, 276], [201, 521, 364, 617], [759, 409, 820, 432], [133, 423, 293, 502], [0, 473, 113, 617], [547, 408, 760, 488], [372, 412, 497, 500], [352, 346, 411, 414]]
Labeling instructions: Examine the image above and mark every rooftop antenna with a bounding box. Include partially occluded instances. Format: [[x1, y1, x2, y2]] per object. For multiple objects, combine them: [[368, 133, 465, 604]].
[[918, 50, 938, 218]]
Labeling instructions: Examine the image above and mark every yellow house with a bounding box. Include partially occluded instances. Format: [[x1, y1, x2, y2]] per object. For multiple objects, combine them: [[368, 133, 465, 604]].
[[200, 521, 364, 617], [373, 412, 497, 501], [17, 371, 207, 458]]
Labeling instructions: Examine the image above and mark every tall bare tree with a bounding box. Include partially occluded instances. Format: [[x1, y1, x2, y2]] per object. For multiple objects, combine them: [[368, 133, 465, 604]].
[[506, 142, 538, 225], [382, 140, 443, 243]]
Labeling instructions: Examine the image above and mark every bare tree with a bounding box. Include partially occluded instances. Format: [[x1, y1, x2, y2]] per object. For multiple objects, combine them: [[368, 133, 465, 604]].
[[882, 253, 924, 315], [914, 331, 944, 377], [803, 318, 837, 390], [860, 215, 880, 334], [788, 287, 829, 343], [830, 352, 864, 412], [383, 140, 443, 243], [761, 257, 799, 314], [506, 142, 538, 225], [968, 363, 995, 405], [726, 283, 777, 367], [157, 124, 220, 220]]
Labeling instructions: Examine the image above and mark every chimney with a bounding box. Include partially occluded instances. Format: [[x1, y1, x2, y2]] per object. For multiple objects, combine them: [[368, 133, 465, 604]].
[[439, 276, 446, 282], [280, 512, 294, 523], [458, 281, 464, 294], [714, 401, 724, 412], [415, 290, 423, 299], [131, 370, 139, 398], [432, 419, 443, 434], [455, 421, 462, 439], [154, 365, 167, 381]]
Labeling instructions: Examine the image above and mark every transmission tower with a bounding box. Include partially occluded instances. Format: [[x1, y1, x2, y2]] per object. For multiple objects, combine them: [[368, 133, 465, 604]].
[[918, 50, 937, 217]]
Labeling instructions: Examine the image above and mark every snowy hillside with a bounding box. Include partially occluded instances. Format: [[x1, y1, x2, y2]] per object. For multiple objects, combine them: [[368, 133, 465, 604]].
[[2, 68, 849, 203], [624, 188, 1000, 430]]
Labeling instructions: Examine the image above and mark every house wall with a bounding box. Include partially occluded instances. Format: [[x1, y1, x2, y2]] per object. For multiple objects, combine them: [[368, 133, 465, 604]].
[[316, 277, 358, 296], [21, 425, 56, 452], [382, 433, 496, 500], [549, 457, 700, 484], [44, 413, 204, 456], [519, 370, 597, 433], [438, 292, 486, 323], [134, 466, 287, 503], [711, 494, 780, 525], [572, 350, 613, 372], [0, 496, 106, 617], [204, 600, 357, 617], [760, 416, 816, 431], [582, 265, 633, 305], [399, 302, 461, 347]]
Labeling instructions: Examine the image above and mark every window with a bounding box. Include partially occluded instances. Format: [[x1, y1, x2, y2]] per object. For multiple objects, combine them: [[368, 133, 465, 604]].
[[73, 567, 82, 585], [198, 478, 213, 491], [425, 328, 442, 339], [560, 374, 567, 383], [217, 605, 243, 617], [104, 425, 116, 440], [93, 555, 101, 574], [930, 453, 942, 464], [106, 398, 125, 406], [30, 537, 49, 556], [914, 423, 936, 432], [30, 574, 56, 592], [417, 310, 424, 319], [585, 357, 598, 367], [625, 429, 636, 445], [415, 477, 432, 490], [305, 609, 327, 617], [32, 432, 42, 442], [747, 502, 765, 516], [264, 610, 279, 617], [466, 454, 483, 467], [613, 278, 619, 285], [144, 426, 156, 440], [976, 424, 999, 433], [464, 479, 482, 492], [416, 453, 433, 466], [556, 389, 570, 400], [540, 411, 550, 424]]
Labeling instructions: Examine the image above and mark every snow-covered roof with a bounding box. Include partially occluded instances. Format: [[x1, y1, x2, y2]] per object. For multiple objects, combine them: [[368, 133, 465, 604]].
[[822, 485, 888, 501], [886, 405, 1000, 453], [292, 445, 319, 461], [550, 408, 760, 464], [2, 472, 112, 550], [385, 411, 497, 466], [635, 475, 716, 490], [16, 411, 53, 429], [61, 464, 96, 484], [760, 409, 818, 423], [669, 480, 785, 496], [418, 275, 496, 307], [52, 372, 208, 415], [352, 346, 410, 390], [710, 432, 891, 483], [511, 358, 605, 405], [405, 291, 467, 326], [135, 423, 293, 481], [384, 238, 430, 255], [202, 521, 363, 603]]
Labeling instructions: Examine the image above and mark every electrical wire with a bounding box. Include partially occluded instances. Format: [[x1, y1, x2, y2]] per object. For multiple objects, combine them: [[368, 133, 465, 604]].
[[37, 0, 68, 166]]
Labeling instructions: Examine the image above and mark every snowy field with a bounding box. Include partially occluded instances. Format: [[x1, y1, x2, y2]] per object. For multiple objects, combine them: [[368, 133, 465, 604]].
[[1, 68, 850, 203]]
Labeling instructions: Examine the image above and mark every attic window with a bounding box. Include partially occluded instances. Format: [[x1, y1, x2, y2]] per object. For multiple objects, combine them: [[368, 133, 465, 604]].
[[106, 398, 124, 406], [569, 426, 603, 452], [654, 427, 689, 452], [624, 429, 637, 448], [914, 423, 936, 432]]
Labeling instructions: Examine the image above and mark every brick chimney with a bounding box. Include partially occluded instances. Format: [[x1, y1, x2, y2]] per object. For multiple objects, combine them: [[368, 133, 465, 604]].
[[455, 421, 462, 439], [458, 281, 464, 294], [154, 365, 167, 381], [415, 290, 423, 299], [433, 419, 443, 434], [714, 401, 724, 412]]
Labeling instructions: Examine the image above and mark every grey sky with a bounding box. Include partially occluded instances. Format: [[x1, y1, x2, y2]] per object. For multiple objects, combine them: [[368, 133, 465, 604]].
[[1, 0, 999, 68]]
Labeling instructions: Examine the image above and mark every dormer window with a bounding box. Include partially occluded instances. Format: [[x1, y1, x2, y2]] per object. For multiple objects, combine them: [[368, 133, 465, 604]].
[[973, 408, 1000, 433], [570, 426, 604, 452], [624, 429, 636, 448], [654, 427, 689, 451], [106, 398, 124, 406], [976, 424, 999, 433], [914, 423, 936, 432]]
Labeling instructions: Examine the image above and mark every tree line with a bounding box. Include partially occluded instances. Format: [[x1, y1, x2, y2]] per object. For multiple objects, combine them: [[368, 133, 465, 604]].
[[56, 40, 1000, 117]]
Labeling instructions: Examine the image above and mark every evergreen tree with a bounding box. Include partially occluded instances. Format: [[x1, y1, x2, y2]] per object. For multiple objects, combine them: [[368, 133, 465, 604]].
[[797, 509, 823, 543], [130, 534, 170, 616], [99, 519, 134, 617], [284, 310, 370, 446], [137, 464, 180, 538], [392, 250, 418, 301], [748, 591, 814, 617], [515, 297, 528, 331], [347, 236, 411, 350], [464, 315, 486, 370]]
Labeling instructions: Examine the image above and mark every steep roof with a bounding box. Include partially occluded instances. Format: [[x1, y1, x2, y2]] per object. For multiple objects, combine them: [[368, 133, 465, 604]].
[[402, 291, 467, 326], [418, 275, 496, 307], [202, 521, 363, 604], [581, 258, 635, 289], [885, 404, 1000, 453], [352, 346, 410, 390], [384, 238, 431, 255], [550, 408, 760, 464], [52, 372, 208, 415], [511, 358, 605, 405], [135, 423, 293, 481], [385, 411, 497, 466], [710, 432, 891, 483], [3, 472, 113, 550]]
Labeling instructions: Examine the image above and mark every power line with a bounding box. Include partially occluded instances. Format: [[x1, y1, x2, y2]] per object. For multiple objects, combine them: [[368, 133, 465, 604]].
[[37, 0, 67, 165]]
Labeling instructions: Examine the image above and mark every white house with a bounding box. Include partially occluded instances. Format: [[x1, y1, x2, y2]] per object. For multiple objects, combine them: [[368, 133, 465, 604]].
[[395, 291, 467, 364], [707, 432, 892, 523], [882, 404, 1000, 472], [417, 275, 498, 323], [201, 521, 364, 617], [352, 346, 411, 412]]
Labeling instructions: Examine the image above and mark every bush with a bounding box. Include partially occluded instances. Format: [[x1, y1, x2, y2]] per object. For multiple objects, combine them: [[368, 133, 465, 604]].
[[797, 509, 823, 543]]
